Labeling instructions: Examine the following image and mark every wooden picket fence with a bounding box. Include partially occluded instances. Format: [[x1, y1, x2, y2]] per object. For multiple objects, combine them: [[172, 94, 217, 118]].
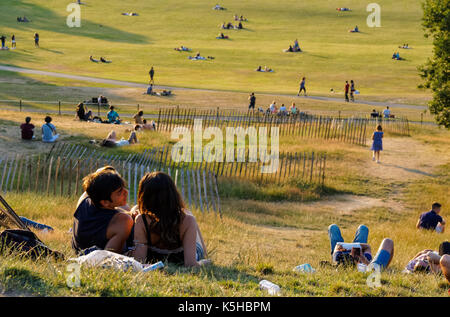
[[0, 151, 222, 216], [48, 143, 327, 186], [156, 108, 368, 145], [367, 117, 410, 136]]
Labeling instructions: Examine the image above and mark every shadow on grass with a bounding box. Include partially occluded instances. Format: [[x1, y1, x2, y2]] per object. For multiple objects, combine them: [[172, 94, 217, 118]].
[[0, 1, 149, 45], [0, 267, 54, 296]]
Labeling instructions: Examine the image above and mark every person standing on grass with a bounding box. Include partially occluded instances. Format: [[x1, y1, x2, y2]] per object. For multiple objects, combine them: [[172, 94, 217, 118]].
[[350, 80, 355, 102], [0, 35, 6, 49], [417, 202, 446, 233], [344, 81, 350, 102], [248, 92, 256, 111], [297, 77, 306, 96], [34, 33, 39, 47], [149, 66, 155, 84], [11, 34, 16, 49], [41, 116, 59, 143], [370, 124, 383, 163], [20, 117, 35, 140], [72, 166, 134, 255]]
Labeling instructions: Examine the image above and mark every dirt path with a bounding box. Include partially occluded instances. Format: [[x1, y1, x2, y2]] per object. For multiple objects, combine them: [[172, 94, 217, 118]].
[[0, 65, 426, 110]]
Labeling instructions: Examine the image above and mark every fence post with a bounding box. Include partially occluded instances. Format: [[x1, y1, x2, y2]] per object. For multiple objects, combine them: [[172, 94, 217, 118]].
[[58, 101, 61, 115], [19, 99, 22, 112]]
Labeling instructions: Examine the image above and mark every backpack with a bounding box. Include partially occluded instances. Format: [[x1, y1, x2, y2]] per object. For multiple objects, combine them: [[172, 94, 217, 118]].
[[0, 194, 64, 260], [0, 229, 64, 260]]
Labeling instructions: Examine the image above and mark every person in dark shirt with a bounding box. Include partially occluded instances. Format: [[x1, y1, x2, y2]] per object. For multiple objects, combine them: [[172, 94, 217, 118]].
[[72, 166, 134, 254], [248, 92, 256, 111], [417, 202, 446, 233], [149, 66, 155, 84], [20, 117, 35, 140]]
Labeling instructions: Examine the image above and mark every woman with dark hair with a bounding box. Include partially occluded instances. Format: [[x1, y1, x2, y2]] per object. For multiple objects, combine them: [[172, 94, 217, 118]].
[[76, 103, 93, 121], [132, 172, 209, 267]]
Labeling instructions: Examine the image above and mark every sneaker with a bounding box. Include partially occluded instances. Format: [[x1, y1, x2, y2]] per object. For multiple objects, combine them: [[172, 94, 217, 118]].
[[372, 157, 375, 161], [376, 160, 380, 164]]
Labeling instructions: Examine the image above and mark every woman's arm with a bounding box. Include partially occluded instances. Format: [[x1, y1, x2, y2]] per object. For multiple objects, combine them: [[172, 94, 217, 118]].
[[131, 215, 148, 263], [182, 215, 209, 267]]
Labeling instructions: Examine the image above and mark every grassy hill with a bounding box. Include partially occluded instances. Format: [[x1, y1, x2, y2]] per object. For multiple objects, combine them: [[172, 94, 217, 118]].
[[0, 0, 432, 104]]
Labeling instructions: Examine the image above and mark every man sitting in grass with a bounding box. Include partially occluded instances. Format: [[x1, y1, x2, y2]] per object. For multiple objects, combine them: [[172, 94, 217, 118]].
[[20, 116, 35, 140], [107, 105, 121, 124], [417, 202, 446, 233], [328, 224, 394, 271], [72, 166, 134, 255]]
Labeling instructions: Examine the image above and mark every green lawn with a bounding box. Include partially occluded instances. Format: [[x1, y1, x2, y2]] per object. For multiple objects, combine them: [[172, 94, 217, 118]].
[[0, 0, 432, 104]]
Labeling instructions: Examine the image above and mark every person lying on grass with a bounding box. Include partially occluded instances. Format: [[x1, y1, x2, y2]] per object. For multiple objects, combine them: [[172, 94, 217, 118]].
[[216, 32, 229, 39], [174, 45, 191, 51], [349, 25, 359, 32], [328, 224, 394, 270], [72, 166, 134, 255], [90, 56, 99, 63], [101, 129, 138, 148], [403, 242, 450, 274], [142, 119, 156, 130], [100, 57, 112, 63], [417, 202, 446, 233], [132, 171, 210, 267]]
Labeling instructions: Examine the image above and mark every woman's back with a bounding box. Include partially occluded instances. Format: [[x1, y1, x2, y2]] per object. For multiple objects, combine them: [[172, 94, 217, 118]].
[[373, 131, 383, 142]]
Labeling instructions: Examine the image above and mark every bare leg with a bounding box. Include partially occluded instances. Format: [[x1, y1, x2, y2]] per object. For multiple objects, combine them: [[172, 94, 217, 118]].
[[127, 131, 138, 144], [440, 255, 450, 283], [106, 130, 116, 141], [371, 238, 394, 270]]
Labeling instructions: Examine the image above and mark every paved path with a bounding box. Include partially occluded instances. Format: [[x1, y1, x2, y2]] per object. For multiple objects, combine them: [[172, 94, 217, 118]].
[[0, 65, 427, 110]]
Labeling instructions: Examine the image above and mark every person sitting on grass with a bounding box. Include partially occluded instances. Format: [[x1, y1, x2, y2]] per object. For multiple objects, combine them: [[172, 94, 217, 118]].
[[101, 129, 138, 148], [279, 104, 287, 115], [370, 109, 379, 118], [264, 65, 273, 72], [237, 22, 243, 29], [72, 166, 134, 255], [255, 65, 262, 72], [290, 102, 298, 115], [133, 110, 144, 125], [41, 116, 59, 143], [417, 202, 446, 233], [328, 224, 394, 271], [349, 25, 359, 32], [132, 171, 210, 267], [20, 116, 35, 140], [404, 242, 450, 274], [146, 84, 154, 95], [76, 102, 93, 121], [269, 101, 277, 114], [107, 106, 121, 124]]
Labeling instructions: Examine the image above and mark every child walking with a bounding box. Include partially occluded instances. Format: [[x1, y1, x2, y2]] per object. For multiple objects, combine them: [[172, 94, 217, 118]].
[[371, 125, 383, 163]]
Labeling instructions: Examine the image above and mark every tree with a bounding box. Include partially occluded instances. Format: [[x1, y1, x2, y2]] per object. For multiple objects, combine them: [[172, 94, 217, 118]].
[[418, 0, 450, 128]]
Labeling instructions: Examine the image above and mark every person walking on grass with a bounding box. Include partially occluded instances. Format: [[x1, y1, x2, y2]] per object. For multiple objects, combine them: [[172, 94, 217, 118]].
[[248, 92, 256, 112], [149, 66, 155, 84], [350, 79, 355, 102], [371, 125, 383, 163], [344, 81, 350, 102], [0, 35, 6, 49], [34, 33, 39, 47], [297, 77, 306, 96], [11, 34, 16, 49]]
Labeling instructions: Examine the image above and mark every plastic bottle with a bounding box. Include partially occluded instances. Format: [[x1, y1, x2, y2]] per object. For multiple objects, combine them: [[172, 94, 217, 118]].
[[142, 261, 164, 272], [259, 280, 281, 295], [293, 263, 316, 273]]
